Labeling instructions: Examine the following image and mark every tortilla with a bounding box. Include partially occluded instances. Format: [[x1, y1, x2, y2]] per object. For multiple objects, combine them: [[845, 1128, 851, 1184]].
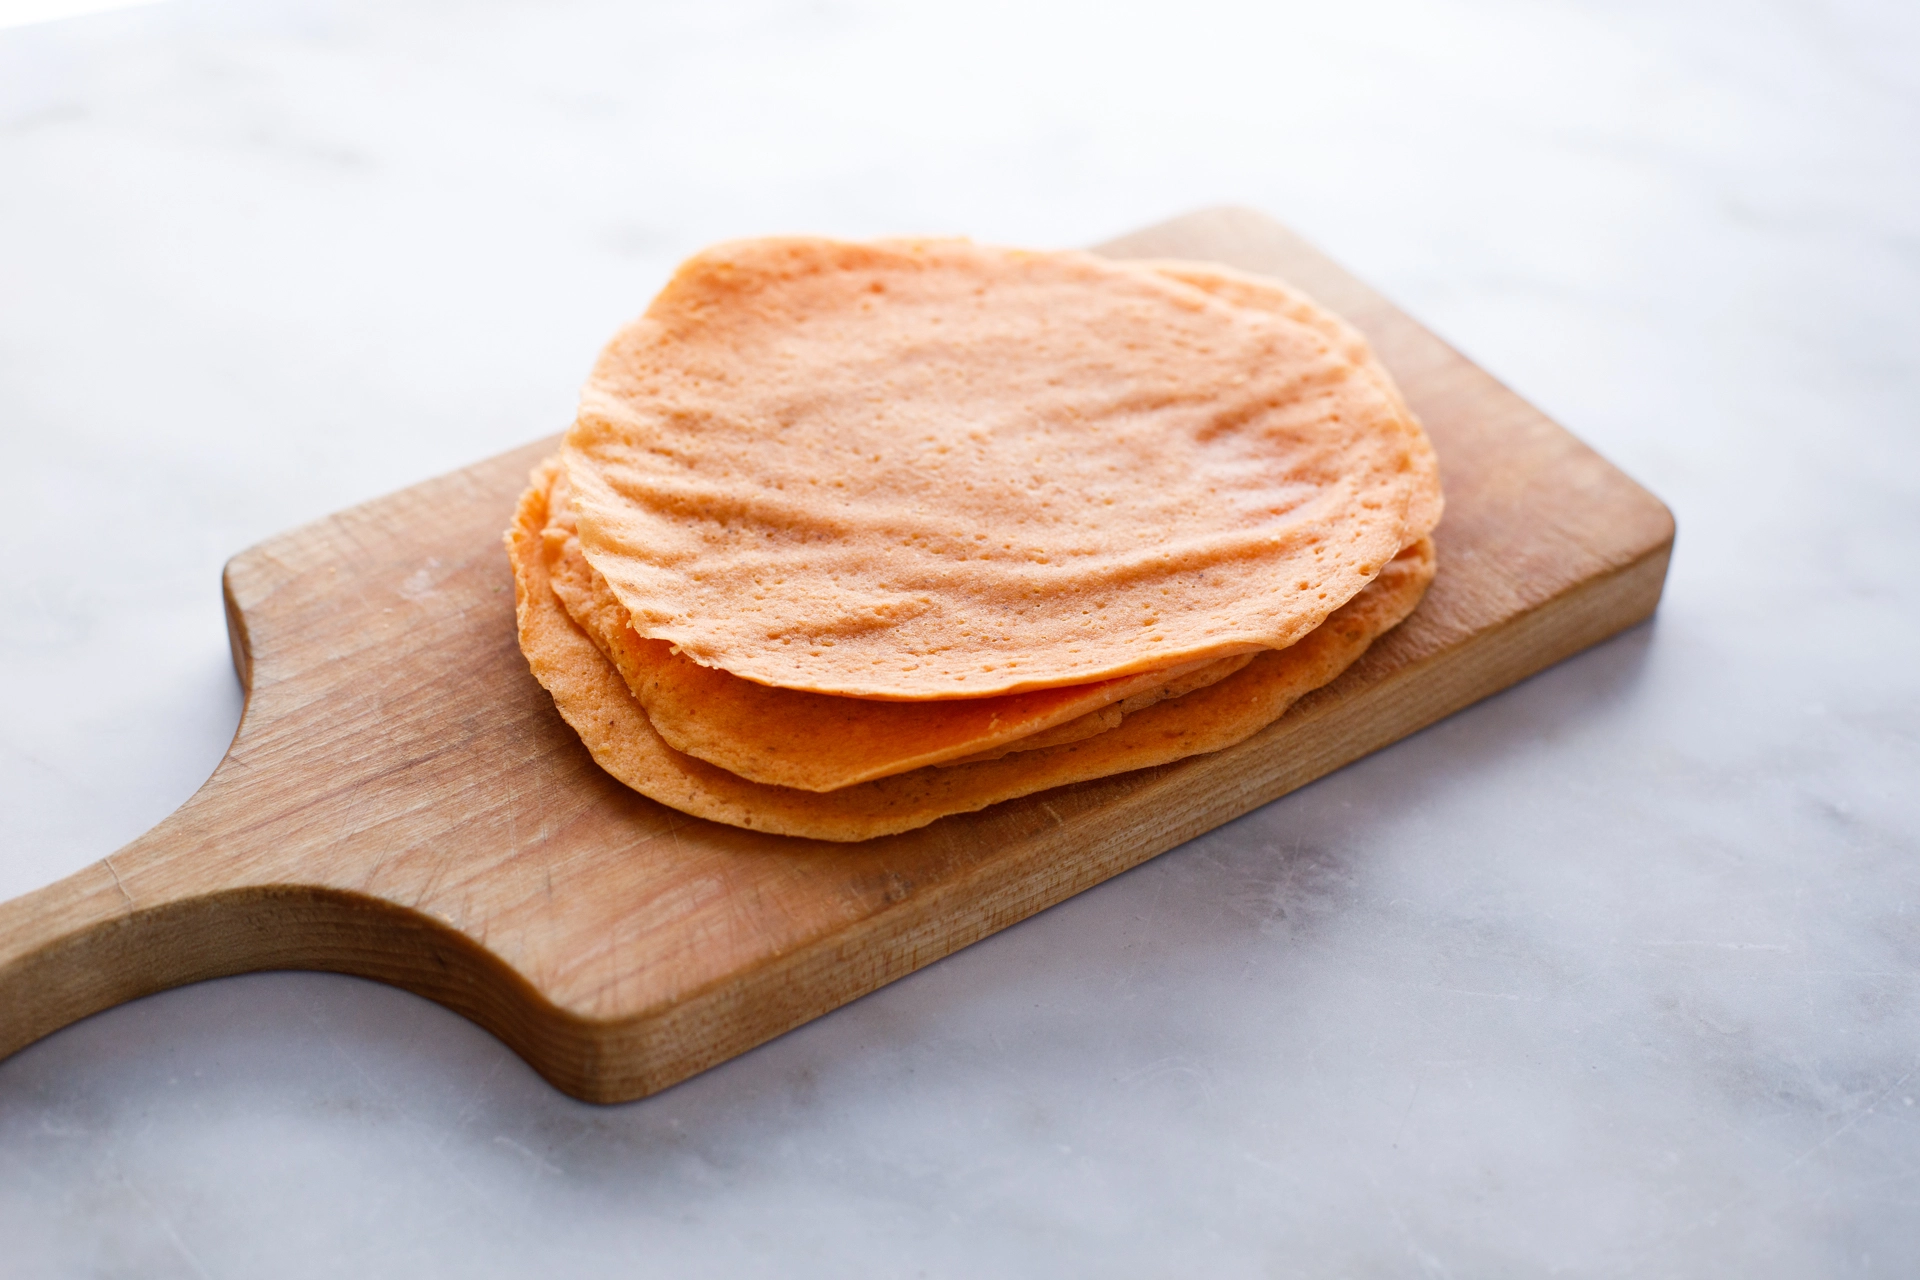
[[508, 459, 1436, 841], [941, 648, 1266, 764], [540, 464, 1253, 791], [563, 238, 1442, 699], [1135, 258, 1443, 541]]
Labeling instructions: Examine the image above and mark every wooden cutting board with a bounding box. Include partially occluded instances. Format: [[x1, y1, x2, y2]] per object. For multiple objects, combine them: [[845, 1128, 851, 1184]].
[[0, 209, 1673, 1102]]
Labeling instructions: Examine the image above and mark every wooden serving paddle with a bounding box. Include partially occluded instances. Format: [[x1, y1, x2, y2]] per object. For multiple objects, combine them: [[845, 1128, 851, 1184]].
[[0, 209, 1673, 1102]]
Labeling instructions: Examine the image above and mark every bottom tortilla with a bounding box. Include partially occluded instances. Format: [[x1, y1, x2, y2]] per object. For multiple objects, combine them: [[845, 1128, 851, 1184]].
[[507, 471, 1437, 841]]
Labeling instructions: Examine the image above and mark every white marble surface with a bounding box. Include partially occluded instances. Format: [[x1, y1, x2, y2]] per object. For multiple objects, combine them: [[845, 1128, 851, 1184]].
[[3, 1, 1917, 1274]]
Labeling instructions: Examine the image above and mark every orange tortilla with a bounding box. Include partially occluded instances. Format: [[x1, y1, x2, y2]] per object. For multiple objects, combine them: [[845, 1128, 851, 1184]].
[[508, 463, 1436, 841], [539, 463, 1252, 792], [563, 238, 1442, 699], [940, 650, 1258, 767], [1136, 258, 1443, 540]]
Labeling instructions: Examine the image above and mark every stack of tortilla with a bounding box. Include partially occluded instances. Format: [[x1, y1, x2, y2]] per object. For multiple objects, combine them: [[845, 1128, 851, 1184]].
[[507, 238, 1442, 841]]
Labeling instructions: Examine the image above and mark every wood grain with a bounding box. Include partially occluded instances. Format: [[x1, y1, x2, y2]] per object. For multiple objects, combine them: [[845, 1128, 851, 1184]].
[[0, 208, 1673, 1102]]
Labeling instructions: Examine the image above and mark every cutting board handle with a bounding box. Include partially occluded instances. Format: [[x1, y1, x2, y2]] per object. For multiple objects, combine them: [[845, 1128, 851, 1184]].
[[0, 803, 279, 1057], [0, 572, 307, 1056], [0, 807, 558, 1065], [0, 572, 564, 1069]]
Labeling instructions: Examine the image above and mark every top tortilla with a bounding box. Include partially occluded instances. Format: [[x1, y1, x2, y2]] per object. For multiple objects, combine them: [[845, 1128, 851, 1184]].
[[564, 238, 1442, 699]]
